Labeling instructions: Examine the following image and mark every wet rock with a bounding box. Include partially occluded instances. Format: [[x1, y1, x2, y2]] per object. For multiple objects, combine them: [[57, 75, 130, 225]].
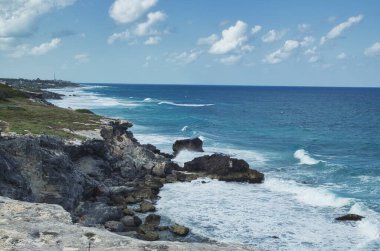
[[137, 224, 159, 241], [104, 221, 125, 232], [121, 216, 142, 231], [184, 154, 264, 183], [136, 201, 156, 213], [335, 214, 365, 221], [170, 224, 189, 236], [123, 207, 135, 216], [173, 137, 204, 155], [144, 214, 161, 227]]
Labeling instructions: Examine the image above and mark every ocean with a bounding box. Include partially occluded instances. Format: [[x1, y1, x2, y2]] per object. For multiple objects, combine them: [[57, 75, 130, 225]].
[[48, 84, 380, 250]]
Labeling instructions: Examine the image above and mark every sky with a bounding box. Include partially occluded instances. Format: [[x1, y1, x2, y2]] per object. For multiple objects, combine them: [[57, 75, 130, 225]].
[[0, 0, 380, 87]]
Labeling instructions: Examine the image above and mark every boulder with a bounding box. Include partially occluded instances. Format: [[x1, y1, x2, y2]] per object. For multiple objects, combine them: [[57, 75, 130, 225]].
[[104, 221, 125, 232], [74, 202, 123, 226], [121, 216, 142, 227], [144, 214, 161, 227], [170, 224, 189, 236], [137, 224, 159, 241], [123, 207, 135, 216], [335, 214, 365, 221], [172, 137, 204, 155], [136, 201, 156, 213], [184, 154, 264, 183]]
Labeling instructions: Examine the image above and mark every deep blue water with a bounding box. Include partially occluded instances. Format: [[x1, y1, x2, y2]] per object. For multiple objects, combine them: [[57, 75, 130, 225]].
[[49, 84, 380, 250]]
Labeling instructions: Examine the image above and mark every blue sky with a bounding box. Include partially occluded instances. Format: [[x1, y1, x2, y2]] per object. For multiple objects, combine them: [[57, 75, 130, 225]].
[[0, 0, 380, 86]]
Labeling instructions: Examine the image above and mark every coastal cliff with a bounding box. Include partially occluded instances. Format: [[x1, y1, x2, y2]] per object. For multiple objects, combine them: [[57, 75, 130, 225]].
[[0, 80, 263, 250]]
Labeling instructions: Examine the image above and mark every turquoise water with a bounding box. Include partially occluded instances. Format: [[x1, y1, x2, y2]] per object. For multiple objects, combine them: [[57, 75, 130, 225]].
[[49, 84, 380, 250]]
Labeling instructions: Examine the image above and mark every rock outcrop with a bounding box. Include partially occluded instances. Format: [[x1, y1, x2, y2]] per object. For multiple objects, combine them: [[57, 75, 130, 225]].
[[184, 154, 264, 183], [335, 214, 365, 221], [0, 196, 256, 251], [172, 137, 204, 155]]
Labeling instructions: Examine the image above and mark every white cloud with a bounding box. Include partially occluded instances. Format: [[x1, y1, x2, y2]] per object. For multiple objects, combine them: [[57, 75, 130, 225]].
[[107, 30, 131, 44], [337, 52, 347, 60], [364, 42, 380, 57], [304, 46, 320, 63], [300, 36, 315, 47], [109, 0, 157, 24], [10, 38, 61, 58], [263, 40, 299, 64], [251, 25, 262, 35], [144, 36, 161, 45], [261, 29, 286, 43], [134, 11, 166, 36], [308, 55, 320, 63], [298, 23, 311, 33], [220, 55, 242, 65], [167, 50, 202, 64], [0, 0, 76, 37], [209, 20, 248, 54], [74, 53, 89, 63], [197, 34, 218, 45], [30, 38, 61, 55], [320, 14, 363, 45]]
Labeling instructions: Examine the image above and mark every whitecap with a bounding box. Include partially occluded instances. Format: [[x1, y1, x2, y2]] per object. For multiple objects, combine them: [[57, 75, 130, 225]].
[[263, 177, 351, 207], [158, 101, 214, 107], [294, 149, 320, 165], [181, 126, 188, 132], [143, 98, 154, 102]]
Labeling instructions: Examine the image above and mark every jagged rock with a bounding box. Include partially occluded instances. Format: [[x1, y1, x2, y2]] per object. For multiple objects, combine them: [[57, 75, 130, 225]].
[[143, 143, 174, 159], [74, 202, 123, 226], [0, 197, 254, 250], [184, 154, 264, 183], [105, 221, 125, 232], [172, 137, 204, 155], [335, 214, 365, 221], [170, 224, 190, 236], [144, 214, 161, 227]]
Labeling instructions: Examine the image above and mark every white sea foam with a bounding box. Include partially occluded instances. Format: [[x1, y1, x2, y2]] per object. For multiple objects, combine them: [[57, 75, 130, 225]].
[[157, 178, 379, 250], [264, 177, 350, 207], [349, 203, 380, 241], [143, 98, 154, 102], [158, 101, 214, 107], [294, 149, 320, 165], [47, 86, 139, 110], [181, 126, 188, 132]]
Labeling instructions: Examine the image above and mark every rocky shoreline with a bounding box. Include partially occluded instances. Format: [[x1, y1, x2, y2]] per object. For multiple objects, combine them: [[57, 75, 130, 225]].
[[0, 78, 265, 251]]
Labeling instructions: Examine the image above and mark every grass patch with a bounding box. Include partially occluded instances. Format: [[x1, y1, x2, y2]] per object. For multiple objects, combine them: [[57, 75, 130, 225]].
[[75, 109, 95, 114], [0, 97, 103, 139], [0, 84, 28, 101]]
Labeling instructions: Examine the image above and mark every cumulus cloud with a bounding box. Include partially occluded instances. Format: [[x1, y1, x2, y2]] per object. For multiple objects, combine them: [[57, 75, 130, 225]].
[[134, 11, 166, 36], [263, 40, 299, 64], [197, 34, 218, 45], [74, 53, 89, 63], [10, 38, 61, 58], [209, 20, 248, 54], [167, 49, 202, 64], [364, 42, 380, 57], [220, 55, 242, 65], [109, 0, 157, 24], [0, 0, 76, 37], [144, 36, 161, 45], [320, 14, 363, 45], [107, 30, 131, 44], [251, 25, 262, 35], [261, 29, 286, 43]]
